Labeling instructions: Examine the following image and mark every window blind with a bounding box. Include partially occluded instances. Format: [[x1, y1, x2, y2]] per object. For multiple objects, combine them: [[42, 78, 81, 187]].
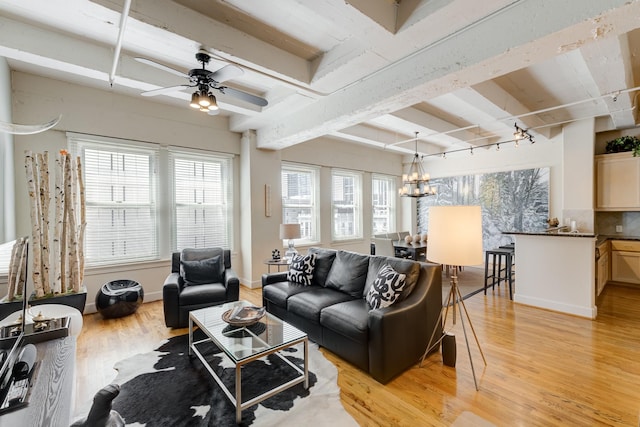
[[69, 135, 159, 265], [281, 163, 319, 244], [372, 174, 396, 234], [170, 149, 232, 251], [332, 170, 362, 240]]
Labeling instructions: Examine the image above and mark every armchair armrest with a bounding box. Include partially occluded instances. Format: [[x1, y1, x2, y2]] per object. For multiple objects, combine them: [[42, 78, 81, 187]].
[[224, 268, 240, 301], [262, 272, 288, 287], [163, 272, 182, 328]]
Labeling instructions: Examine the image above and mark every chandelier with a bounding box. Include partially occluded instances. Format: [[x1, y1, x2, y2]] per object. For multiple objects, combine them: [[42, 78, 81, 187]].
[[399, 132, 436, 198]]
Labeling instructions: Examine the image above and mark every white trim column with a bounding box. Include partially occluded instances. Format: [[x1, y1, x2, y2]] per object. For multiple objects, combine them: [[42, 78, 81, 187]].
[[0, 57, 15, 243]]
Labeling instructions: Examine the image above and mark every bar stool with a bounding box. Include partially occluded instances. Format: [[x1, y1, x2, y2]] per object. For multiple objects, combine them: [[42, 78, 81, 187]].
[[483, 247, 515, 300]]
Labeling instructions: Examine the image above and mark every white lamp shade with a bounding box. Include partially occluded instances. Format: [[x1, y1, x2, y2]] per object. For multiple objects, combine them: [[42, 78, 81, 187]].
[[427, 205, 483, 267], [279, 223, 301, 240]]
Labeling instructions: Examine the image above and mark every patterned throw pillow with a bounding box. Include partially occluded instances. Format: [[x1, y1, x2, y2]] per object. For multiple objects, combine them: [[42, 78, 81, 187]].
[[287, 253, 316, 286], [366, 264, 407, 309]]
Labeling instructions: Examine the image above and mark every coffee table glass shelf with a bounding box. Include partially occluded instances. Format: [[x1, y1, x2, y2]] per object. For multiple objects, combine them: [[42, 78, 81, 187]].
[[188, 300, 308, 423]]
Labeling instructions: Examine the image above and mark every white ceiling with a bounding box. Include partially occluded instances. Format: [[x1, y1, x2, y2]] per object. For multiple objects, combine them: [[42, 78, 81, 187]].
[[2, 0, 640, 157]]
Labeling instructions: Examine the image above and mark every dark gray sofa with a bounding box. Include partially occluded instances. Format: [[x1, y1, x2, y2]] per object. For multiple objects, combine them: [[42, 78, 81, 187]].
[[261, 247, 442, 384]]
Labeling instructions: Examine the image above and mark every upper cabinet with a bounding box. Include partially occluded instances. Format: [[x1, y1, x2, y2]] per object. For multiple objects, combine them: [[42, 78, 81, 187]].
[[595, 152, 640, 211]]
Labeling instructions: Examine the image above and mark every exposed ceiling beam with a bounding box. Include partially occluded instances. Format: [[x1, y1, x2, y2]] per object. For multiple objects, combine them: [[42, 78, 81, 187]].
[[93, 0, 312, 87], [468, 80, 552, 139], [373, 107, 482, 147], [257, 0, 639, 150], [580, 34, 637, 129]]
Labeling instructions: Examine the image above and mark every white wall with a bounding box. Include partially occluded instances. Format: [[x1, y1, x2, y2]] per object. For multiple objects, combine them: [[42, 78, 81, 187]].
[[4, 71, 408, 305], [282, 137, 404, 253], [422, 133, 564, 219], [8, 71, 241, 312], [562, 118, 595, 232]]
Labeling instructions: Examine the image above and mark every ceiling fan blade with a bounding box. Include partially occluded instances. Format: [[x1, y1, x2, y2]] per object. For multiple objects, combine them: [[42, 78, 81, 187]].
[[219, 87, 268, 107], [135, 57, 189, 79], [209, 64, 244, 83], [141, 85, 190, 97]]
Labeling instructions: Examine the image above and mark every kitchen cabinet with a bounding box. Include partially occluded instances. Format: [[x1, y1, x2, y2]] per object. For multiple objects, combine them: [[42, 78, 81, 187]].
[[595, 152, 640, 210], [596, 240, 610, 296], [611, 240, 640, 285]]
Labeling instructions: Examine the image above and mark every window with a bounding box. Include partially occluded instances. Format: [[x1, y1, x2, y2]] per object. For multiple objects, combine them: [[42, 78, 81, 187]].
[[281, 163, 319, 244], [171, 150, 233, 251], [69, 134, 235, 267], [70, 135, 158, 265], [332, 170, 362, 240], [372, 174, 396, 234]]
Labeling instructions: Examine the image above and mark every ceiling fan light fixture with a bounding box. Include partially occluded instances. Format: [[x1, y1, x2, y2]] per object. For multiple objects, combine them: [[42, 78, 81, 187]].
[[190, 92, 200, 109], [208, 94, 219, 111], [198, 91, 211, 107]]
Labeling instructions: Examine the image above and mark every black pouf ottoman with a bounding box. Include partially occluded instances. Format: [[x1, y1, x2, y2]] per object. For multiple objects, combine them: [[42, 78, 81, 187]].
[[96, 280, 144, 319]]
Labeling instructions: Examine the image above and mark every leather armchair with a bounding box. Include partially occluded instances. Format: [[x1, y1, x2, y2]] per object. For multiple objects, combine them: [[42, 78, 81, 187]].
[[163, 248, 239, 328]]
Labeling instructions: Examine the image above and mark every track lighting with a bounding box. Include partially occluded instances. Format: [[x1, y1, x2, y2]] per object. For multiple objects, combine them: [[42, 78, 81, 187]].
[[513, 123, 534, 144]]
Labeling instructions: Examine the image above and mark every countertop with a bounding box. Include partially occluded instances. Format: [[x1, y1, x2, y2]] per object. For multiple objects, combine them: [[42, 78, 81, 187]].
[[502, 227, 596, 238], [596, 234, 640, 245], [502, 230, 640, 244]]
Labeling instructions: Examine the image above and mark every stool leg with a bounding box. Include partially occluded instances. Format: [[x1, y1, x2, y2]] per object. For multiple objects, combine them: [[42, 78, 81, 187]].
[[491, 253, 497, 290], [484, 252, 490, 294], [507, 254, 513, 300]]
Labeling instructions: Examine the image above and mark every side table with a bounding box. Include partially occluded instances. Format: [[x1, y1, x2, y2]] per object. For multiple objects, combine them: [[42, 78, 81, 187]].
[[264, 259, 290, 273]]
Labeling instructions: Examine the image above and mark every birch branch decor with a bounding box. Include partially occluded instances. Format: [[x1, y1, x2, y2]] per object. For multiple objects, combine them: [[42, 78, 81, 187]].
[[5, 149, 86, 302]]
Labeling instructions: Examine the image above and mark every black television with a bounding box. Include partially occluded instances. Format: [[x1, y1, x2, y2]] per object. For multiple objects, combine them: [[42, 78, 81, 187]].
[[0, 237, 32, 413]]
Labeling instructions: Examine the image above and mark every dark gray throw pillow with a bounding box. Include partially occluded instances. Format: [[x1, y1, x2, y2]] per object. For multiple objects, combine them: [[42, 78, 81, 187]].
[[181, 255, 223, 285]]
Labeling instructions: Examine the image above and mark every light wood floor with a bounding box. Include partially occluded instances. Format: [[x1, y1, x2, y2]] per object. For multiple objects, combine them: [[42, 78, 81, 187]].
[[76, 282, 640, 426]]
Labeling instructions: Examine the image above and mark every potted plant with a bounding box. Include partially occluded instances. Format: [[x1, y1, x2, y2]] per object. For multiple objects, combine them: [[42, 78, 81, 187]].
[[1, 149, 87, 319], [605, 135, 640, 156]]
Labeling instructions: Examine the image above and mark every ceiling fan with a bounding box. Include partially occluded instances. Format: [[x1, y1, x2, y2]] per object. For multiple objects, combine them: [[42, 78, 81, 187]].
[[135, 49, 268, 114]]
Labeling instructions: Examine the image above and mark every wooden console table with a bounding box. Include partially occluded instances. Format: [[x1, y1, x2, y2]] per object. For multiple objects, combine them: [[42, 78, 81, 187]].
[[0, 336, 76, 426]]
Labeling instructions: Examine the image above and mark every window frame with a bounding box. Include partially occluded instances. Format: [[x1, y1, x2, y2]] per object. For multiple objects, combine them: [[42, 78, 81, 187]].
[[331, 169, 363, 241], [372, 173, 397, 235], [281, 162, 320, 246], [69, 134, 160, 266], [169, 147, 234, 252]]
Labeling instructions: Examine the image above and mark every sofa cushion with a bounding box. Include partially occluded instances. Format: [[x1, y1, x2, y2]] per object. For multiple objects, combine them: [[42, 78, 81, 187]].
[[180, 255, 223, 286], [366, 264, 407, 309], [263, 281, 316, 307], [179, 283, 226, 305], [308, 247, 337, 287], [324, 250, 370, 298], [320, 299, 369, 343], [287, 253, 316, 286], [287, 288, 354, 324], [365, 256, 420, 302]]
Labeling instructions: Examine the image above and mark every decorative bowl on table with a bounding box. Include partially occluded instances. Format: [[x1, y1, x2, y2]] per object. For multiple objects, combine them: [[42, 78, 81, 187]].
[[222, 306, 266, 327]]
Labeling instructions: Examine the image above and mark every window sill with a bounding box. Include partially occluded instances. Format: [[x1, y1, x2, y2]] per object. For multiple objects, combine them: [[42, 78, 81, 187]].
[[85, 258, 170, 275], [330, 238, 365, 246]]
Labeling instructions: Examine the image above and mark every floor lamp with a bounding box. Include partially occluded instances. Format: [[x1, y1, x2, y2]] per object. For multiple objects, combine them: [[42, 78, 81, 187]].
[[420, 205, 487, 390]]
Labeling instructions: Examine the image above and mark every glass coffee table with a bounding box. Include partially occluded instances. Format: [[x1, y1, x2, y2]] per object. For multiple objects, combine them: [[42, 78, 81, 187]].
[[189, 300, 308, 423]]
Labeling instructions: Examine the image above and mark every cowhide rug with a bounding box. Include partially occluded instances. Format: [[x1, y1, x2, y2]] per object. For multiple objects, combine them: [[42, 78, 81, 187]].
[[76, 331, 357, 427]]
